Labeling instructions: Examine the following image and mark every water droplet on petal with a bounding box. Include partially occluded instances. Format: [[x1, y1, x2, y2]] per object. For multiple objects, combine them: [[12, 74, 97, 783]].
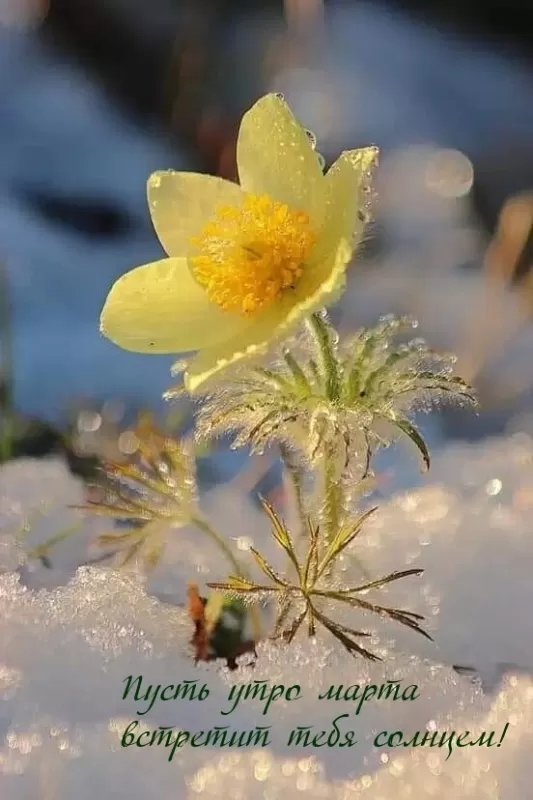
[[305, 129, 317, 149]]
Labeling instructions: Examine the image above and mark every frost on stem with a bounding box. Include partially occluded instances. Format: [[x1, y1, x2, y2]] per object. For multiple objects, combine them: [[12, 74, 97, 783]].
[[208, 499, 432, 662], [192, 313, 477, 484]]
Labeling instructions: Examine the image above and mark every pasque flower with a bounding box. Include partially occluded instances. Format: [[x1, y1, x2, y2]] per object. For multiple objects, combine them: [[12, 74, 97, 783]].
[[100, 93, 377, 392]]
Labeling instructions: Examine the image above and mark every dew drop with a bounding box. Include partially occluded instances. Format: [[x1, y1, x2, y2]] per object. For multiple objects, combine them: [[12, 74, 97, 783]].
[[305, 129, 317, 150]]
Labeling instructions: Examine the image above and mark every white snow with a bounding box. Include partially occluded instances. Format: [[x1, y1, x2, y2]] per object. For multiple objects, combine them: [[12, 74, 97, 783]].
[[1, 437, 533, 797]]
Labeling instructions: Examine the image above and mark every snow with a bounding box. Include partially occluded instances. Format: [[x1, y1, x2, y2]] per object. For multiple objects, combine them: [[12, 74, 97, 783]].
[[1, 435, 532, 797]]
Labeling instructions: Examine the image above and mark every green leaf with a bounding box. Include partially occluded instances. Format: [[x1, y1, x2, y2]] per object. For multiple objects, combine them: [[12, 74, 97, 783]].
[[343, 327, 386, 403], [28, 521, 83, 561], [364, 347, 417, 396], [71, 502, 150, 520], [282, 351, 312, 395], [204, 591, 226, 633], [311, 606, 379, 661], [388, 415, 430, 471], [332, 568, 425, 595], [249, 547, 288, 587], [144, 543, 164, 572], [96, 531, 145, 547], [302, 518, 320, 588], [259, 497, 302, 579], [251, 411, 300, 450], [273, 593, 293, 637], [207, 578, 279, 595], [306, 313, 340, 400], [316, 507, 377, 579], [280, 607, 307, 644], [251, 367, 295, 394], [249, 410, 284, 444], [116, 537, 145, 568], [337, 595, 433, 641]]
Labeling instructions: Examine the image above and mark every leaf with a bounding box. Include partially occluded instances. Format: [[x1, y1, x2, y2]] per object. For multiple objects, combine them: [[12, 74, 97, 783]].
[[316, 507, 377, 579], [388, 415, 430, 471], [364, 347, 418, 396], [395, 372, 477, 403], [251, 411, 300, 451], [273, 593, 293, 638], [106, 460, 178, 500], [144, 543, 164, 572], [331, 568, 425, 595], [96, 531, 144, 547], [251, 367, 295, 394], [71, 502, 151, 520], [259, 497, 302, 579], [207, 578, 278, 595], [249, 410, 284, 444], [338, 595, 433, 641], [343, 327, 385, 402], [249, 547, 288, 587], [306, 313, 340, 400], [204, 591, 226, 635], [302, 518, 320, 587], [116, 537, 145, 568], [312, 606, 379, 661], [282, 351, 312, 395], [280, 607, 306, 644], [28, 521, 83, 561]]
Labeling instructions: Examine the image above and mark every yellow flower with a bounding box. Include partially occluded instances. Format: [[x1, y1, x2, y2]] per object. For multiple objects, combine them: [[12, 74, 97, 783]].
[[100, 93, 378, 393]]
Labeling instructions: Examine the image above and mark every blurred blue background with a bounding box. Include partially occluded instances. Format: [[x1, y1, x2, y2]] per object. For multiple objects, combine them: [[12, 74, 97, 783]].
[[1, 0, 533, 476]]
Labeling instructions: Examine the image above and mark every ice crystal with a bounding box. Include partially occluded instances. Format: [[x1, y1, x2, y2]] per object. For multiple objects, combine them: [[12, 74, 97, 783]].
[[3, 442, 533, 796]]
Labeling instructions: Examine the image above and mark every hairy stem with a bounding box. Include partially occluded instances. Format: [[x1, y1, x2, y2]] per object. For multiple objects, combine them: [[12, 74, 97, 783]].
[[192, 515, 262, 641], [322, 445, 342, 568], [280, 444, 307, 540], [28, 521, 83, 566], [321, 445, 371, 582]]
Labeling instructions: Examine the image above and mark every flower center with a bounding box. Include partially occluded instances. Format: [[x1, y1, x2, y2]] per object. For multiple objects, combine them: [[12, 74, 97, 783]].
[[189, 193, 316, 315]]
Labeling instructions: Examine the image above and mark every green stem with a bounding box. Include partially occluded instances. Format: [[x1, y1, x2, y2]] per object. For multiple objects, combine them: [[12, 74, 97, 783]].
[[192, 515, 262, 641], [320, 445, 371, 582], [192, 515, 246, 577], [319, 444, 342, 584], [280, 444, 307, 541], [0, 262, 14, 463], [27, 521, 83, 564], [322, 445, 342, 552]]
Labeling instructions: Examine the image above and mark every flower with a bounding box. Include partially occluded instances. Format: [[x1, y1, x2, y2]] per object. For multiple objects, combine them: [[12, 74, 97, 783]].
[[100, 93, 378, 392]]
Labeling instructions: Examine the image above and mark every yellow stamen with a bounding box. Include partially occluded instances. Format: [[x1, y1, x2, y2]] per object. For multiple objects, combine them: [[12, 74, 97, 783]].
[[189, 193, 316, 315]]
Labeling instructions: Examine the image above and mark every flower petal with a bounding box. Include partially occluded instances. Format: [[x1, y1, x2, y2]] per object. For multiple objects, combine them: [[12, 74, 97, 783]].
[[236, 94, 325, 227], [315, 147, 379, 261], [147, 172, 244, 256], [100, 258, 250, 354], [184, 240, 351, 392]]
